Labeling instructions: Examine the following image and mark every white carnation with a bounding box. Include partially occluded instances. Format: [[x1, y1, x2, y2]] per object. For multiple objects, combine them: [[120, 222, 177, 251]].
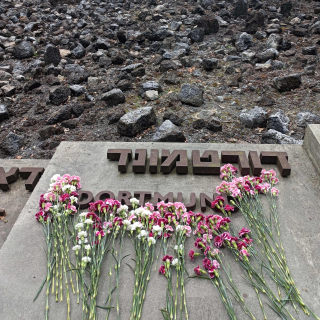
[[84, 219, 94, 225], [82, 256, 91, 263], [130, 198, 139, 205], [75, 223, 84, 230], [72, 245, 81, 250], [172, 258, 179, 266]]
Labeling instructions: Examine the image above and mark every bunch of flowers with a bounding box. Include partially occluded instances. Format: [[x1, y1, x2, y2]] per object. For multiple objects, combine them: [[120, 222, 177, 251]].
[[125, 199, 162, 320], [35, 174, 81, 320], [213, 165, 320, 319], [157, 202, 191, 320], [190, 212, 256, 320], [73, 198, 128, 320]]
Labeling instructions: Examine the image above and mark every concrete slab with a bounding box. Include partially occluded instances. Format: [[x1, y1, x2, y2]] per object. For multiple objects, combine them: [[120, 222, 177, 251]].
[[0, 142, 320, 320], [303, 124, 320, 174], [0, 159, 50, 249]]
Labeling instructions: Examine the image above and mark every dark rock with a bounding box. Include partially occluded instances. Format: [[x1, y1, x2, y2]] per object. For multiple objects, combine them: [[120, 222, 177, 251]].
[[69, 85, 85, 97], [261, 129, 302, 144], [117, 30, 127, 44], [49, 86, 71, 105], [108, 108, 126, 124], [279, 38, 292, 51], [61, 119, 79, 129], [193, 119, 206, 129], [202, 58, 219, 71], [44, 44, 61, 67], [296, 112, 320, 127], [188, 28, 205, 43], [71, 43, 86, 59], [100, 89, 125, 107], [196, 16, 220, 35], [117, 79, 133, 92], [244, 11, 264, 34], [99, 56, 112, 68], [13, 41, 34, 59], [131, 67, 146, 77], [267, 110, 289, 133], [207, 117, 223, 132], [292, 28, 308, 37], [152, 120, 186, 142], [234, 0, 248, 19], [302, 46, 317, 55], [239, 106, 268, 128], [160, 60, 178, 72], [38, 125, 59, 140], [24, 81, 41, 92], [180, 84, 204, 107], [0, 132, 23, 156], [95, 38, 110, 50], [0, 104, 9, 122], [163, 112, 183, 126], [117, 106, 156, 137], [47, 106, 72, 125], [280, 2, 292, 17], [273, 74, 302, 92], [235, 32, 253, 51]]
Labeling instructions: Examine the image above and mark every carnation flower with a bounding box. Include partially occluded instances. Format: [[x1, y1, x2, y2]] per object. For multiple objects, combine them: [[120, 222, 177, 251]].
[[75, 222, 84, 229], [72, 245, 81, 251], [82, 256, 91, 263], [84, 219, 94, 225], [159, 265, 166, 275], [78, 231, 87, 238], [85, 244, 91, 250], [194, 265, 202, 276], [172, 258, 179, 266], [239, 228, 251, 238], [189, 250, 195, 261], [130, 198, 139, 205], [162, 255, 173, 262]]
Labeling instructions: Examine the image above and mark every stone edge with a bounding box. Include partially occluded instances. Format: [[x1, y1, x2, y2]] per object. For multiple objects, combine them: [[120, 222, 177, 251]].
[[303, 124, 320, 174]]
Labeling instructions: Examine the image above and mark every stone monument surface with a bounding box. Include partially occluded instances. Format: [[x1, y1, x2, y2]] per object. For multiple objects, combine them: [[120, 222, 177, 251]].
[[0, 140, 320, 320]]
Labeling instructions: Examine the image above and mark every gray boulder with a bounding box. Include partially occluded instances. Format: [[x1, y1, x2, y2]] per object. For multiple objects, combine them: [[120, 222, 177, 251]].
[[44, 44, 61, 66], [267, 110, 289, 133], [49, 86, 71, 105], [235, 32, 253, 51], [140, 81, 162, 98], [0, 132, 24, 156], [0, 104, 9, 122], [239, 106, 268, 128], [180, 84, 204, 107], [266, 34, 282, 50], [71, 43, 86, 59], [117, 106, 156, 137], [188, 28, 205, 43], [261, 129, 302, 145], [100, 89, 125, 107], [296, 112, 320, 127], [13, 41, 34, 59], [152, 120, 186, 142], [273, 74, 301, 92]]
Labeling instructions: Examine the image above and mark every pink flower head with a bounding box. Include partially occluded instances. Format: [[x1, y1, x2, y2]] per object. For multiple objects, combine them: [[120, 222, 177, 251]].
[[271, 187, 279, 196], [113, 217, 123, 226], [202, 258, 212, 270], [162, 255, 173, 262], [194, 265, 201, 276], [35, 211, 45, 221], [159, 265, 166, 275], [44, 192, 56, 202], [220, 232, 232, 241], [194, 238, 205, 249], [214, 236, 224, 248], [157, 201, 168, 211], [224, 204, 234, 212], [212, 260, 220, 269], [95, 230, 105, 238], [240, 248, 250, 257], [144, 202, 154, 211], [189, 250, 195, 261], [211, 196, 225, 208], [208, 267, 217, 278], [44, 202, 52, 212], [195, 212, 205, 221], [163, 232, 172, 238], [165, 225, 173, 232], [239, 228, 251, 238], [184, 225, 192, 237]]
